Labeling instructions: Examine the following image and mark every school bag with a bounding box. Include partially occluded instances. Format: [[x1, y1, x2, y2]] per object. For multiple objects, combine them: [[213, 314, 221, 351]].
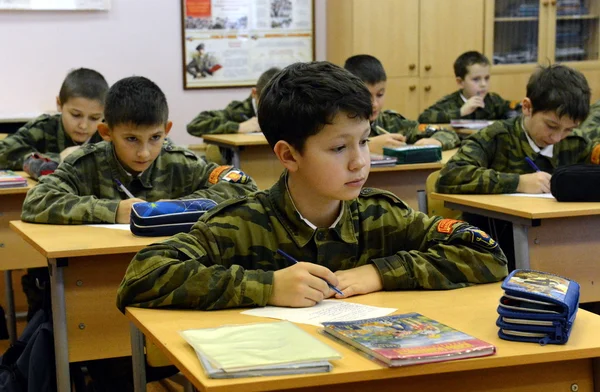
[[0, 309, 55, 392]]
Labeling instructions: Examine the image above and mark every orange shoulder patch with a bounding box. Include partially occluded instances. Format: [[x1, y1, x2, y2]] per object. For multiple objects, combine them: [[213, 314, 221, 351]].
[[208, 165, 233, 184], [591, 144, 600, 165], [437, 218, 462, 234]]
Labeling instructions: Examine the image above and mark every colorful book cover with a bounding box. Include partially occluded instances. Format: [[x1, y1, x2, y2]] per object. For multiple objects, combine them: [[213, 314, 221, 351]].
[[322, 313, 494, 367], [503, 270, 570, 302], [0, 170, 27, 188]]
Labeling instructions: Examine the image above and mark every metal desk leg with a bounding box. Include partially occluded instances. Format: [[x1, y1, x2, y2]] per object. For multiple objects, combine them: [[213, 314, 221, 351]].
[[4, 270, 16, 344], [231, 147, 241, 169], [512, 224, 530, 270], [417, 190, 427, 213], [49, 258, 71, 392], [130, 322, 147, 392]]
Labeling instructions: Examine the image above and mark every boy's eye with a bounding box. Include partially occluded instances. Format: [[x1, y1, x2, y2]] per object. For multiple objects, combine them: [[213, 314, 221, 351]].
[[71, 113, 81, 118], [90, 117, 102, 122], [151, 135, 162, 141], [332, 145, 346, 153], [360, 138, 370, 146], [126, 137, 137, 142]]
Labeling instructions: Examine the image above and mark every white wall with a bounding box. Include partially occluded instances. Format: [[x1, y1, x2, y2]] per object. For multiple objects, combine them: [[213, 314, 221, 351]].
[[0, 0, 326, 146]]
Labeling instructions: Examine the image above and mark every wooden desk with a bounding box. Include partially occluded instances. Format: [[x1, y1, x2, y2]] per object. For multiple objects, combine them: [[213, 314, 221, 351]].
[[0, 133, 7, 140], [430, 193, 600, 302], [0, 173, 44, 344], [126, 283, 600, 392], [202, 133, 457, 210], [9, 221, 168, 392]]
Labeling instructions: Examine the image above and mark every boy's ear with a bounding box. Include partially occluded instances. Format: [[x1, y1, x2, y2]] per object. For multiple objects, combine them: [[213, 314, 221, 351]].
[[456, 77, 464, 88], [56, 96, 62, 112], [97, 123, 112, 141], [164, 121, 173, 136], [273, 140, 299, 172], [251, 87, 258, 101], [521, 98, 533, 116]]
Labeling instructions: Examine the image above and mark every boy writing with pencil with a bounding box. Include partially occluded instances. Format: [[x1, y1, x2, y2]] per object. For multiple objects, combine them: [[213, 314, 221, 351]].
[[117, 61, 507, 312], [0, 68, 107, 171], [344, 55, 460, 154], [418, 51, 519, 124], [21, 76, 257, 224]]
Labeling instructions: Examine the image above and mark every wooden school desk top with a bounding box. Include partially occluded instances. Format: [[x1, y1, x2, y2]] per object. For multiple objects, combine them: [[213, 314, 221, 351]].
[[430, 193, 600, 220], [202, 133, 269, 147], [126, 283, 600, 392], [9, 220, 168, 259]]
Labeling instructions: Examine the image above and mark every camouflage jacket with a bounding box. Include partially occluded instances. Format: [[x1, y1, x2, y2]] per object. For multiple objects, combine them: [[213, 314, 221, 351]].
[[372, 110, 460, 150], [116, 174, 508, 312], [0, 114, 103, 170], [436, 116, 593, 194], [577, 99, 600, 141], [418, 90, 517, 124], [21, 140, 258, 224], [187, 95, 254, 136]]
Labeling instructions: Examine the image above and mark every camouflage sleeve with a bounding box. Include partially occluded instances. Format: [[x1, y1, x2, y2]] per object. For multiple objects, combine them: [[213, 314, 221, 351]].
[[435, 135, 520, 194], [0, 124, 60, 170], [177, 162, 258, 202], [186, 109, 242, 136], [417, 97, 462, 124], [488, 93, 514, 119], [116, 218, 273, 312], [370, 203, 507, 290], [578, 100, 600, 141], [430, 129, 461, 149], [21, 160, 119, 224]]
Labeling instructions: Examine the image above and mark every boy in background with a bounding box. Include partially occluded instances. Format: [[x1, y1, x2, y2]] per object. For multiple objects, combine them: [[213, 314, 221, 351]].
[[436, 64, 597, 269], [117, 61, 507, 313], [418, 51, 519, 124], [21, 76, 257, 224], [344, 55, 460, 154], [0, 68, 107, 170], [577, 99, 600, 141], [187, 67, 281, 136]]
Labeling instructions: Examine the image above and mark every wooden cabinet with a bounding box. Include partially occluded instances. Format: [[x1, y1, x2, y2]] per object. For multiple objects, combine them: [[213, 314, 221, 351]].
[[485, 0, 600, 101], [326, 0, 485, 119]]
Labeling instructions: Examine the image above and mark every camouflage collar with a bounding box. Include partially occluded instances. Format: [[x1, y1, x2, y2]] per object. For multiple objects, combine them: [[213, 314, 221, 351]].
[[269, 173, 358, 248]]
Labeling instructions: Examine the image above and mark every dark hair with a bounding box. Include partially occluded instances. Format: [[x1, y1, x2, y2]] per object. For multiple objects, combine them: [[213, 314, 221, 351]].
[[58, 68, 108, 106], [255, 67, 281, 96], [343, 54, 387, 85], [453, 51, 490, 79], [258, 61, 372, 153], [196, 43, 204, 51], [526, 64, 590, 122], [103, 76, 169, 128]]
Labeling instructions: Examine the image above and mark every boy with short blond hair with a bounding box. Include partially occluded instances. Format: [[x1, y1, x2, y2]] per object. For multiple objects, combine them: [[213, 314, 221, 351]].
[[418, 51, 519, 124], [117, 61, 507, 312], [344, 54, 460, 153], [21, 76, 257, 224]]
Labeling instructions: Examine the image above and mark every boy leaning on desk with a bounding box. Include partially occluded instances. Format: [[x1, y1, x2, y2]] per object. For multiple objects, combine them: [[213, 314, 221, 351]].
[[117, 61, 508, 313], [20, 76, 258, 225]]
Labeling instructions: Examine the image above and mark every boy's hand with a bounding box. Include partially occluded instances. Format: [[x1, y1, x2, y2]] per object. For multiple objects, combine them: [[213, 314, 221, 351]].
[[238, 117, 261, 133], [60, 146, 81, 162], [368, 133, 406, 155], [516, 172, 552, 194], [460, 96, 485, 116], [269, 262, 339, 307], [414, 138, 442, 147], [332, 264, 383, 298], [116, 198, 145, 223]]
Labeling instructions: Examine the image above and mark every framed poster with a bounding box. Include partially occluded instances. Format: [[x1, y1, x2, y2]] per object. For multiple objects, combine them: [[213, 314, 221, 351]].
[[181, 0, 314, 89]]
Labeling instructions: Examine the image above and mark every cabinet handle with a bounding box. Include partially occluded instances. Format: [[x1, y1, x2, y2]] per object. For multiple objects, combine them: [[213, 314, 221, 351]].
[[408, 63, 416, 70], [542, 1, 549, 6], [424, 85, 431, 92], [409, 85, 416, 91], [551, 0, 556, 4], [424, 65, 432, 71]]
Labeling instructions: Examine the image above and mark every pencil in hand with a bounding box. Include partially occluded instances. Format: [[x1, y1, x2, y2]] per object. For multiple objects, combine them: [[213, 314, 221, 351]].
[[276, 249, 344, 296]]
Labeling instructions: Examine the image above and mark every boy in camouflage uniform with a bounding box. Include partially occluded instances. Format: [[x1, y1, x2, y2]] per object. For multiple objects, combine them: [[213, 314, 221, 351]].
[[576, 99, 600, 142], [0, 68, 108, 170], [436, 64, 598, 270], [344, 55, 460, 154], [187, 67, 281, 136], [21, 76, 257, 224], [418, 51, 519, 124], [117, 61, 507, 313]]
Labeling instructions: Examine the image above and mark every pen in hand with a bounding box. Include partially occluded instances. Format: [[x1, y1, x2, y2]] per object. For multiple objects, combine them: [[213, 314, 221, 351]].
[[524, 157, 541, 172], [276, 249, 344, 296], [114, 178, 135, 199]]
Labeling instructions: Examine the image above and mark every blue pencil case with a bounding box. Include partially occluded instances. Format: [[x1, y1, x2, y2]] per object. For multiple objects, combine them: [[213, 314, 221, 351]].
[[495, 269, 579, 345], [130, 199, 217, 237]]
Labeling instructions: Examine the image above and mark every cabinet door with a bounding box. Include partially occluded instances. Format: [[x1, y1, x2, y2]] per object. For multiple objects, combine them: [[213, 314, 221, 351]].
[[419, 77, 459, 115], [420, 0, 485, 77], [489, 71, 534, 101], [351, 0, 419, 78], [548, 0, 600, 63], [484, 0, 543, 66], [385, 77, 420, 119]]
